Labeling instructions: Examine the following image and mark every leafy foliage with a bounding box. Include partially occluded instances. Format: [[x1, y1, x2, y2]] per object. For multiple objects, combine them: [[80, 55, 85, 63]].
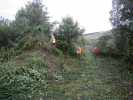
[[109, 0, 133, 68], [9, 0, 52, 44], [77, 36, 86, 49], [113, 23, 133, 65], [110, 0, 133, 27], [54, 16, 85, 55], [120, 0, 133, 22], [0, 16, 13, 49], [96, 33, 123, 59], [0, 62, 48, 99], [0, 49, 133, 99], [0, 0, 133, 99]]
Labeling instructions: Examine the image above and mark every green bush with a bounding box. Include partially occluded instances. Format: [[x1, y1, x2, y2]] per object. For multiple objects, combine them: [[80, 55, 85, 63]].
[[113, 24, 133, 67], [55, 40, 68, 53], [14, 32, 49, 52], [97, 34, 117, 56], [0, 62, 49, 99], [55, 40, 76, 56], [51, 46, 63, 57], [77, 36, 86, 49]]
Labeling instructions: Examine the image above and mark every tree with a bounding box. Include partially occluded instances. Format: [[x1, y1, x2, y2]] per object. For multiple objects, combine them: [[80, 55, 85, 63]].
[[109, 0, 133, 67], [54, 16, 85, 55], [120, 0, 133, 22], [110, 0, 122, 27], [0, 16, 13, 49], [110, 0, 133, 27], [11, 0, 51, 39]]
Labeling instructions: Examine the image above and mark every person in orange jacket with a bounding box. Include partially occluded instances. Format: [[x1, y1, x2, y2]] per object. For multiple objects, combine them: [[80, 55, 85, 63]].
[[76, 45, 81, 61], [93, 46, 98, 58], [50, 34, 56, 46]]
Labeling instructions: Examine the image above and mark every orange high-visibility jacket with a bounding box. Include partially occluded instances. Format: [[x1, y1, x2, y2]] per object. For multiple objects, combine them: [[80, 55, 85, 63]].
[[77, 47, 81, 54], [51, 35, 56, 44]]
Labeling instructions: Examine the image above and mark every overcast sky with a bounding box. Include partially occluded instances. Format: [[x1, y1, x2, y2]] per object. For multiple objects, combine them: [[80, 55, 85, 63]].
[[0, 0, 113, 33]]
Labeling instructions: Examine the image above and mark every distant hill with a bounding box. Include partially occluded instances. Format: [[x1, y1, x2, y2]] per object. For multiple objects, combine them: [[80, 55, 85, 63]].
[[83, 30, 112, 36], [83, 32, 100, 36]]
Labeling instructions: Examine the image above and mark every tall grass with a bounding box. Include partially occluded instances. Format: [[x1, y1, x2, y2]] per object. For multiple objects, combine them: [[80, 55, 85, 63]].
[[0, 32, 133, 99]]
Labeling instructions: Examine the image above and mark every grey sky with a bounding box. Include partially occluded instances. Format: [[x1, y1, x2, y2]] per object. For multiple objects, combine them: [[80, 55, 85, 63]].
[[0, 0, 113, 33]]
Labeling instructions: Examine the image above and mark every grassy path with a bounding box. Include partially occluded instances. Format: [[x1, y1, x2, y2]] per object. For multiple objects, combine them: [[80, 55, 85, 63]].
[[52, 52, 133, 99], [0, 50, 133, 99], [37, 51, 133, 100]]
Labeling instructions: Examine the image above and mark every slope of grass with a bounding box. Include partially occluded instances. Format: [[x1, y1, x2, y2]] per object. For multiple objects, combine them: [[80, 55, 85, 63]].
[[84, 30, 112, 40], [84, 30, 112, 49], [0, 48, 133, 99]]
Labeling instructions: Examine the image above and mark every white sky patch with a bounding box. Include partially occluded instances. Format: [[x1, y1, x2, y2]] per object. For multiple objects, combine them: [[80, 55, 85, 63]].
[[0, 0, 113, 33]]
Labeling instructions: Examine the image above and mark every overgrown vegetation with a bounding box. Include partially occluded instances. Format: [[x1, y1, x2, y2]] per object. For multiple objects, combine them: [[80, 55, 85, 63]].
[[0, 50, 133, 99], [110, 0, 133, 66], [54, 16, 85, 56], [95, 0, 133, 71], [0, 0, 133, 99]]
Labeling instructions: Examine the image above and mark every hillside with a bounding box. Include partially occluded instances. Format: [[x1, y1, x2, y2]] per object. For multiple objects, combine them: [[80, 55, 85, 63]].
[[0, 46, 133, 99], [84, 30, 112, 40], [0, 0, 133, 99], [84, 30, 112, 49], [84, 30, 112, 36], [83, 32, 100, 36]]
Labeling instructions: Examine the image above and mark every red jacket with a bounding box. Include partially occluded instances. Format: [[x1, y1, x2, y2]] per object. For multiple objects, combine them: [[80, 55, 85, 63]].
[[94, 47, 98, 53]]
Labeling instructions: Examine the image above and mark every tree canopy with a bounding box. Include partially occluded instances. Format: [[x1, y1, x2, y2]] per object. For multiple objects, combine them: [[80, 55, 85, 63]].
[[11, 0, 51, 37], [54, 16, 85, 54], [110, 0, 133, 27], [109, 0, 133, 65]]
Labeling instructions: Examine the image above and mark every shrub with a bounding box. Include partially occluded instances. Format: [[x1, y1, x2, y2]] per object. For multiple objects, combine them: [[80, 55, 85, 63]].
[[55, 40, 76, 57], [55, 40, 68, 54], [51, 46, 63, 57], [0, 62, 49, 99], [97, 34, 117, 56], [77, 36, 86, 49]]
